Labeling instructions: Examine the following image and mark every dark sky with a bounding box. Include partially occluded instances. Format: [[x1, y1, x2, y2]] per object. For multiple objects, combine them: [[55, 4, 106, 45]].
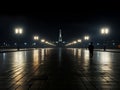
[[0, 1, 120, 43]]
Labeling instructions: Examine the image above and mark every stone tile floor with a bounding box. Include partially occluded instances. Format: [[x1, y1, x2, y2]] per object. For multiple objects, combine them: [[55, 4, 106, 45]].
[[0, 48, 120, 90]]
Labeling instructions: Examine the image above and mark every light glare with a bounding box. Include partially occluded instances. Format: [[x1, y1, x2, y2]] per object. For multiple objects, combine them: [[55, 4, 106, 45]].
[[41, 39, 45, 42]]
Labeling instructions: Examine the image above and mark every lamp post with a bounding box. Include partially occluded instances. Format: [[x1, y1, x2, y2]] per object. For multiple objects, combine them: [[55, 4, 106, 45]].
[[41, 39, 45, 48], [84, 35, 89, 49], [101, 28, 109, 51], [33, 36, 39, 48], [15, 28, 23, 51], [77, 39, 82, 43], [77, 39, 82, 48]]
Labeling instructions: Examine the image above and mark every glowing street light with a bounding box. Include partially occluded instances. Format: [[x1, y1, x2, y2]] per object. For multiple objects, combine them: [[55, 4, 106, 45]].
[[15, 27, 23, 51], [34, 36, 39, 40], [73, 41, 77, 44], [101, 28, 109, 34], [41, 39, 45, 43], [84, 36, 89, 40], [77, 39, 82, 42], [45, 41, 48, 44], [15, 28, 23, 34], [101, 28, 109, 51], [33, 36, 39, 49], [84, 35, 90, 49]]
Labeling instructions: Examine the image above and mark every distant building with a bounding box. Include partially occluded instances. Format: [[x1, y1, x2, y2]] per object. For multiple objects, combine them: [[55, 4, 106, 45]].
[[56, 25, 65, 47]]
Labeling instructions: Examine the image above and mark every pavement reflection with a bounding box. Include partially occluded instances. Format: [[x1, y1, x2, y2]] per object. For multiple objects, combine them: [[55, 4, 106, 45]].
[[0, 48, 120, 89]]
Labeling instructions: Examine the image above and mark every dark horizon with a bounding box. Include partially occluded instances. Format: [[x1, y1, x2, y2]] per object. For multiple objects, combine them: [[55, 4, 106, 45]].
[[1, 1, 120, 43]]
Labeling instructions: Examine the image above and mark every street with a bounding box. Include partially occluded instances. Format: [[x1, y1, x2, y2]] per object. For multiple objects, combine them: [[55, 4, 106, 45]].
[[0, 48, 120, 90]]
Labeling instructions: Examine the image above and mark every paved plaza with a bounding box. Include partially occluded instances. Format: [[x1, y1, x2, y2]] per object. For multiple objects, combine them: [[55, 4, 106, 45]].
[[0, 48, 120, 90]]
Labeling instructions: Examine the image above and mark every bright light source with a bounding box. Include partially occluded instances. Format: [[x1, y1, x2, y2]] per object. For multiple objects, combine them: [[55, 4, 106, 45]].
[[73, 41, 77, 44], [77, 39, 82, 42], [84, 36, 89, 40], [15, 28, 23, 34], [101, 28, 109, 34], [15, 29, 19, 34], [87, 36, 89, 40], [19, 28, 23, 34], [105, 28, 109, 34], [34, 36, 36, 40], [45, 41, 48, 44], [101, 29, 105, 34], [41, 39, 45, 42], [34, 36, 39, 40]]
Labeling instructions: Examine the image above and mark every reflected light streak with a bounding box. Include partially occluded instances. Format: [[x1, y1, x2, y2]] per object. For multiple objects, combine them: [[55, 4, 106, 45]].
[[33, 50, 39, 66], [73, 48, 77, 56], [11, 52, 26, 85], [78, 49, 81, 58], [96, 52, 112, 76], [99, 52, 112, 64], [13, 52, 25, 64], [84, 50, 89, 60], [3, 53, 6, 60], [41, 49, 45, 61]]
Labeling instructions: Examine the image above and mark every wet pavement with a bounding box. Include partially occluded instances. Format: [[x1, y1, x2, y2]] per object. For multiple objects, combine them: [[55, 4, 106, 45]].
[[0, 48, 120, 90]]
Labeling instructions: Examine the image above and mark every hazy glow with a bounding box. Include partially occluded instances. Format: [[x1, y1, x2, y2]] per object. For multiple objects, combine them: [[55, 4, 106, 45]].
[[77, 39, 82, 42], [19, 29, 23, 34], [73, 48, 77, 56], [105, 28, 109, 34], [78, 49, 81, 58], [101, 29, 105, 34], [84, 50, 89, 61], [84, 36, 89, 40], [98, 52, 112, 64], [101, 28, 109, 34], [45, 41, 48, 44], [15, 29, 19, 34], [34, 36, 39, 40], [73, 41, 77, 44], [11, 52, 26, 85], [41, 49, 45, 61], [33, 50, 39, 66], [15, 28, 23, 34], [3, 53, 6, 60], [96, 52, 113, 72], [41, 39, 45, 42]]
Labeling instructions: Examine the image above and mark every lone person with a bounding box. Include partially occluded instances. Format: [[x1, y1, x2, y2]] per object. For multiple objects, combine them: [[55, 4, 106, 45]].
[[88, 42, 94, 58], [103, 45, 106, 51]]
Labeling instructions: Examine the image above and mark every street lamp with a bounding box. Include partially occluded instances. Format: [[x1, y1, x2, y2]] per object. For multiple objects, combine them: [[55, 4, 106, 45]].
[[101, 28, 109, 34], [77, 39, 82, 48], [77, 39, 82, 43], [101, 28, 109, 51], [33, 36, 39, 48], [41, 39, 46, 48], [41, 39, 45, 43], [84, 36, 89, 40], [73, 41, 77, 44], [84, 35, 89, 49], [34, 36, 39, 40], [15, 28, 23, 51]]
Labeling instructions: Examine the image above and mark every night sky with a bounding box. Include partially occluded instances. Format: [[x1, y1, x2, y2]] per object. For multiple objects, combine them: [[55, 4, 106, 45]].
[[0, 1, 120, 43]]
